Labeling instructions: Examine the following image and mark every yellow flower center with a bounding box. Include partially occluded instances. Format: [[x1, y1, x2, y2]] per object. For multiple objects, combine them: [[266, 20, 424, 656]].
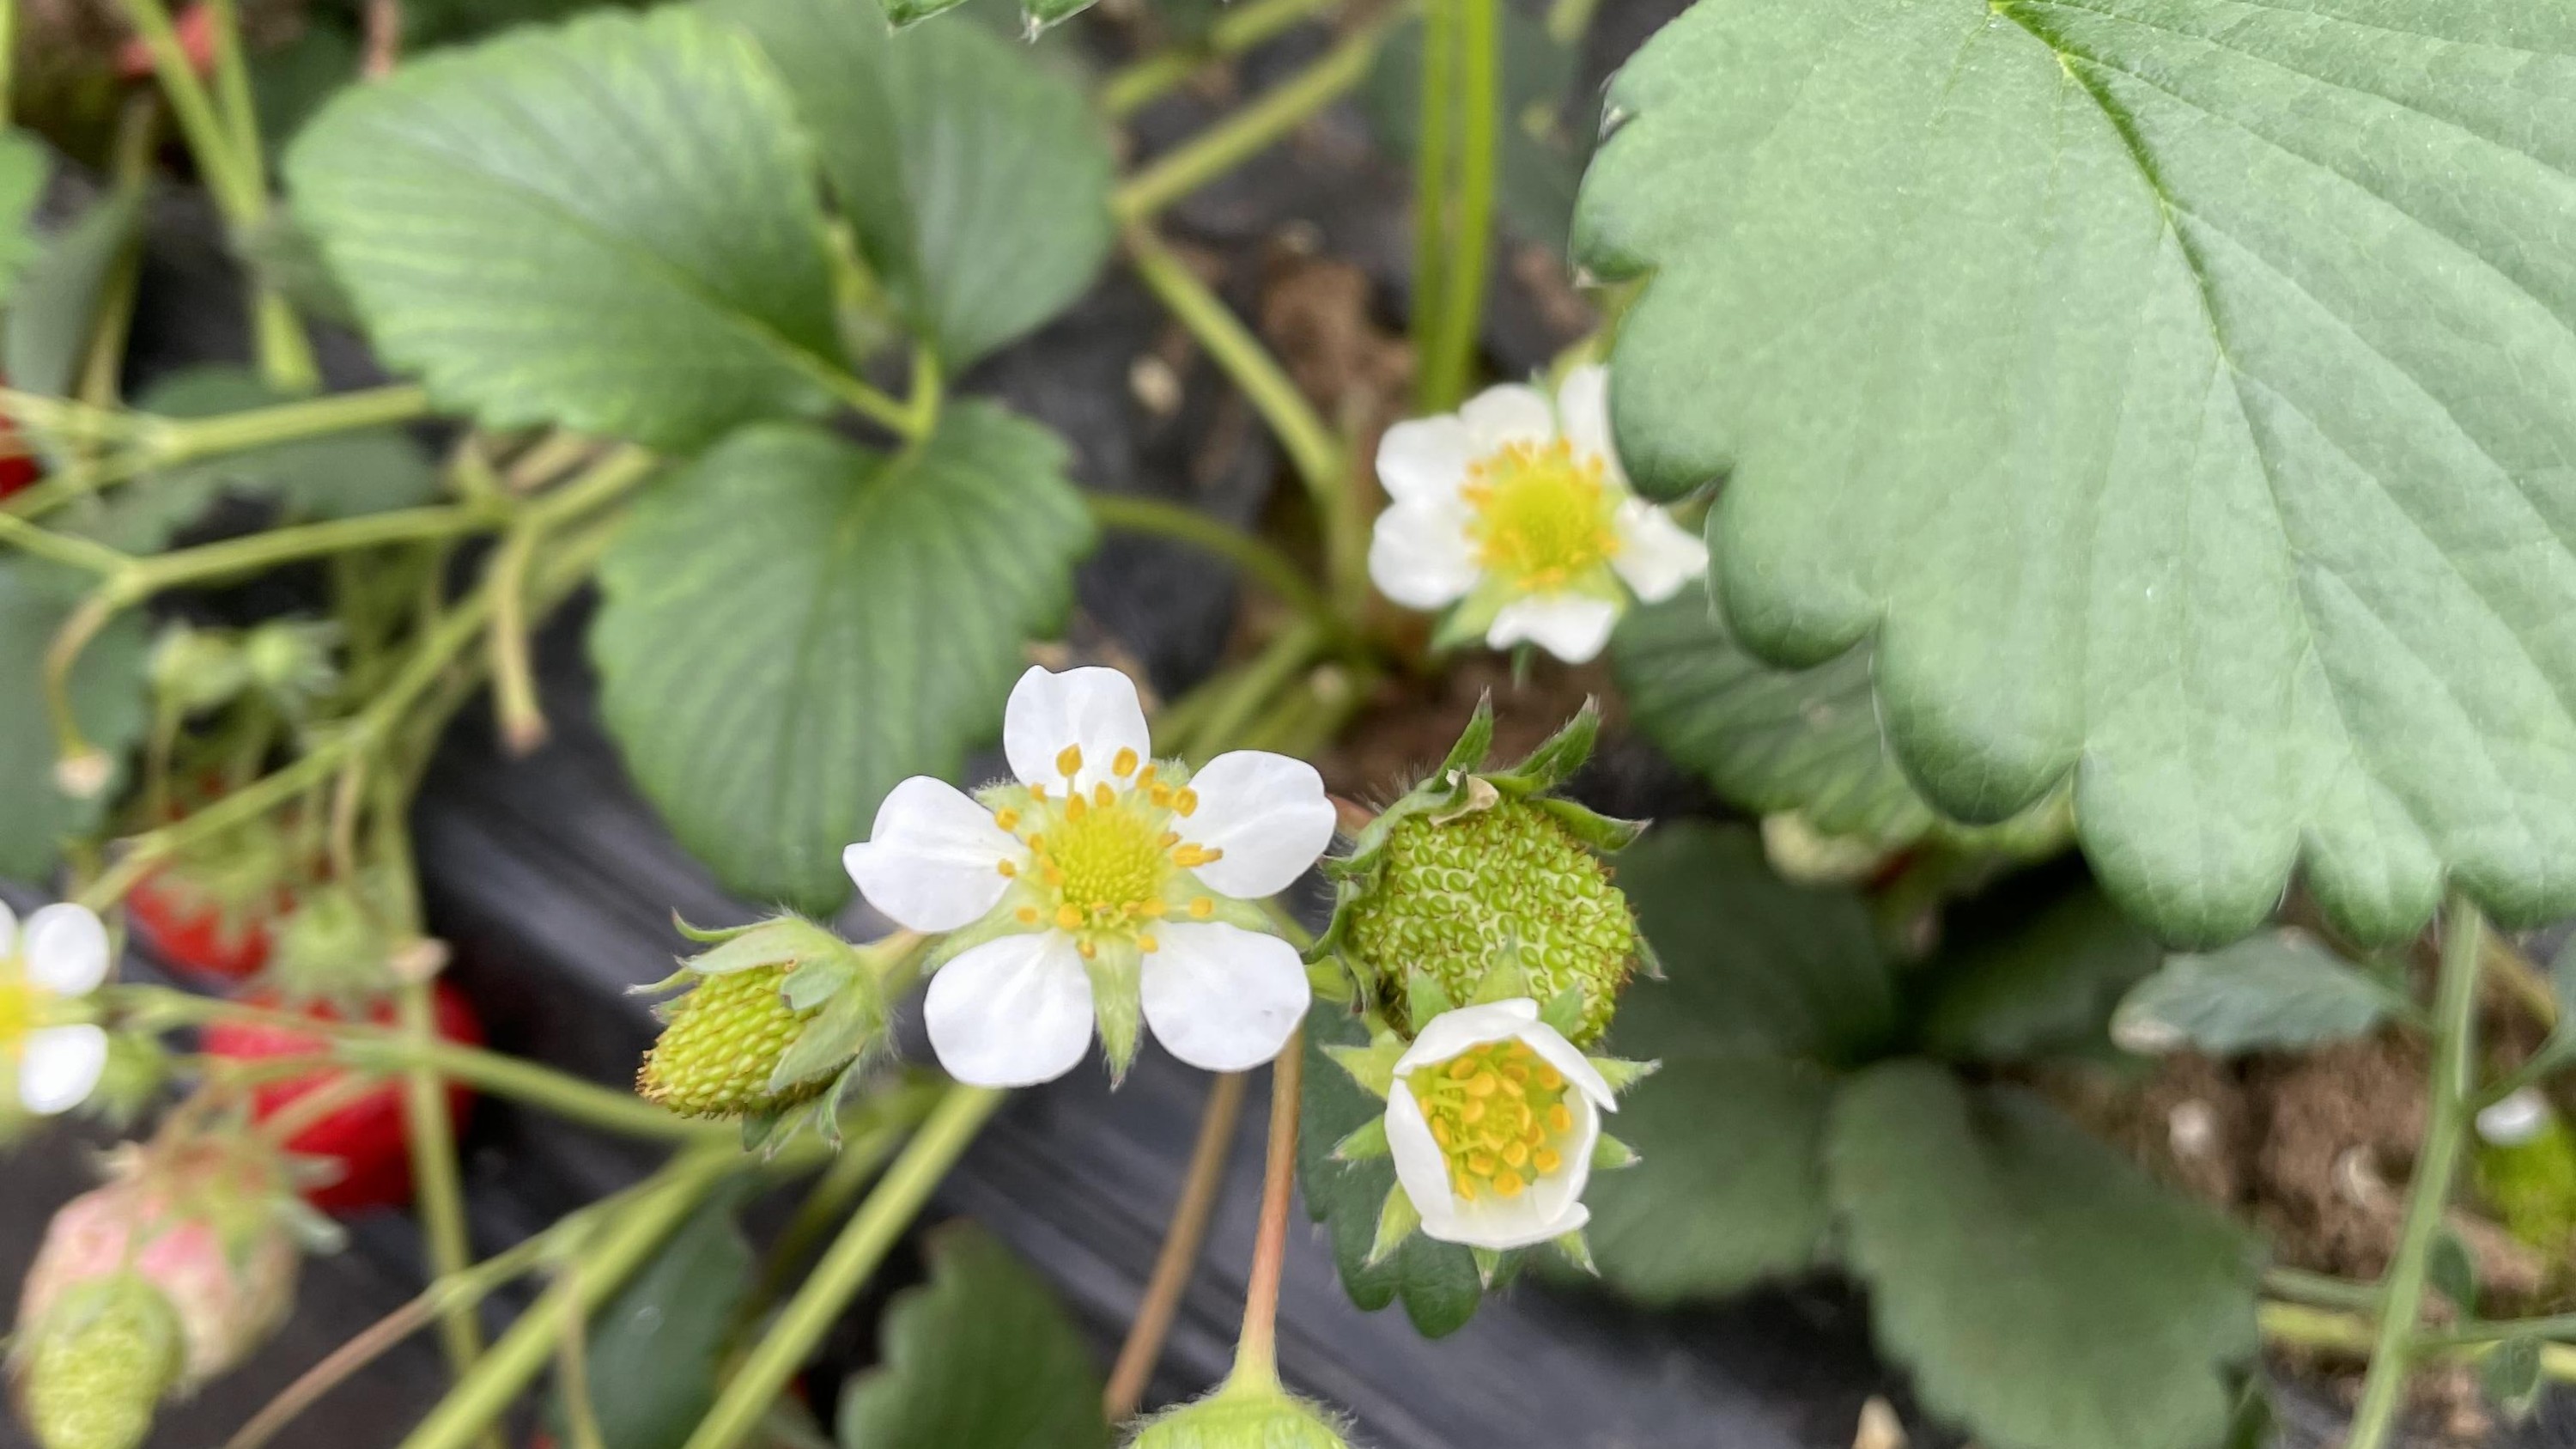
[[1407, 1038, 1575, 1203], [0, 976, 28, 1050], [1461, 439, 1618, 592], [992, 746, 1221, 957]]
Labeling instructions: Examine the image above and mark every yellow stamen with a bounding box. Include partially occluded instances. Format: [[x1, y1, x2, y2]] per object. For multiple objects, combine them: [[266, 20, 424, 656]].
[[1188, 897, 1215, 919], [1139, 935, 1159, 953], [1173, 788, 1199, 817], [996, 860, 1017, 878], [1112, 747, 1139, 777], [1094, 782, 1115, 808], [1054, 904, 1084, 930], [994, 808, 1022, 831], [1055, 745, 1083, 778]]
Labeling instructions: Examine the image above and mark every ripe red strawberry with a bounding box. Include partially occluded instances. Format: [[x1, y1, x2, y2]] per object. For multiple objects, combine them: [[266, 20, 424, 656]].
[[200, 984, 484, 1215], [0, 370, 41, 499], [127, 869, 288, 983]]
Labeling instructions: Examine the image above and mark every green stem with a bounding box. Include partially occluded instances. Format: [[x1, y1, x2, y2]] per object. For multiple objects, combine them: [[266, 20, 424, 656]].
[[400, 969, 492, 1406], [1417, 0, 1495, 412], [396, 1148, 743, 1449], [677, 1085, 1006, 1449], [1227, 1028, 1303, 1385], [2346, 892, 2485, 1449], [1086, 492, 1341, 639], [744, 1091, 933, 1324], [1113, 14, 1399, 223], [153, 383, 433, 459], [1184, 619, 1327, 761], [0, 0, 15, 117], [111, 0, 255, 214], [1100, 0, 1347, 119], [1409, 0, 1454, 388]]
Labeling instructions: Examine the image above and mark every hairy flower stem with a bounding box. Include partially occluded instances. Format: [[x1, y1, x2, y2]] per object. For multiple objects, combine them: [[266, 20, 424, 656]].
[[1113, 12, 1400, 225], [1087, 492, 1345, 644], [1230, 1028, 1305, 1386], [399, 974, 492, 1433], [743, 1093, 936, 1323], [1106, 1069, 1252, 1419], [0, 384, 434, 520], [1416, 0, 1497, 411], [1101, 0, 1348, 117], [677, 1085, 1006, 1449], [1409, 0, 1455, 389], [2346, 892, 2485, 1449]]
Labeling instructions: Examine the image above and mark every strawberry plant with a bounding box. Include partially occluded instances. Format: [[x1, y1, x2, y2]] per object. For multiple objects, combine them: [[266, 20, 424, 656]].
[[0, 0, 2572, 1446]]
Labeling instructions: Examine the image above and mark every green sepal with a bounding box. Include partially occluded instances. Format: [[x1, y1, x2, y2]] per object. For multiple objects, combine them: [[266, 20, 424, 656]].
[[1407, 973, 1459, 1029], [1465, 948, 1529, 1006], [1481, 699, 1601, 798], [1334, 1117, 1390, 1161], [1366, 1186, 1421, 1266], [688, 915, 848, 976], [780, 955, 855, 1012], [922, 911, 1042, 973], [1018, 0, 1096, 31], [1436, 697, 1498, 780], [878, 0, 969, 23], [1552, 1230, 1597, 1276], [1590, 1055, 1657, 1095], [1539, 986, 1587, 1038], [672, 911, 764, 946], [1322, 1035, 1402, 1099], [1470, 1246, 1505, 1288], [766, 971, 888, 1094], [1590, 1133, 1638, 1171], [1085, 943, 1144, 1084], [1529, 795, 1647, 853]]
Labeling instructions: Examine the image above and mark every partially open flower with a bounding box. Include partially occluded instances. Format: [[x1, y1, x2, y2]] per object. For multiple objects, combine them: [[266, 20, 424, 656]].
[[846, 666, 1334, 1087], [1, 903, 113, 1117], [1382, 1001, 1615, 1251], [1368, 366, 1704, 663]]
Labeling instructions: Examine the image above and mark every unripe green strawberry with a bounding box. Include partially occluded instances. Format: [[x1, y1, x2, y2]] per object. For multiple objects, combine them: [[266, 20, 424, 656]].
[[13, 1275, 182, 1449], [1127, 1376, 1353, 1449], [637, 964, 829, 1118], [1346, 800, 1637, 1044]]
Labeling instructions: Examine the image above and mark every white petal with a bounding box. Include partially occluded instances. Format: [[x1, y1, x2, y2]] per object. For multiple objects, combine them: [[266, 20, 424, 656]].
[[1556, 364, 1618, 476], [1522, 1093, 1603, 1231], [1177, 752, 1336, 898], [1002, 666, 1151, 797], [1427, 1178, 1589, 1251], [0, 899, 17, 959], [844, 776, 1022, 933], [24, 904, 109, 997], [1486, 594, 1619, 664], [1386, 1081, 1469, 1238], [18, 1025, 106, 1116], [1376, 417, 1476, 508], [1610, 501, 1709, 604], [1368, 502, 1479, 610], [923, 932, 1096, 1088], [1139, 923, 1309, 1072], [1392, 999, 1541, 1076], [1513, 1024, 1620, 1111], [1459, 383, 1556, 451]]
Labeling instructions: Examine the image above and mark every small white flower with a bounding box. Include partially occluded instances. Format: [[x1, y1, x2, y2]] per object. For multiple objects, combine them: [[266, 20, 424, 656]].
[[845, 666, 1336, 1088], [1, 901, 113, 1116], [1369, 365, 1706, 664], [1384, 998, 1615, 1250]]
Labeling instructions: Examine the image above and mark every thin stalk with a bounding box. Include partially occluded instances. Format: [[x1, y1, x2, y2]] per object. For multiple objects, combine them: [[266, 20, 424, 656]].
[[0, 0, 14, 115], [1409, 0, 1454, 387], [400, 973, 491, 1408], [153, 384, 432, 458], [1185, 620, 1327, 761], [554, 1265, 609, 1449], [1104, 1069, 1250, 1420], [254, 1068, 386, 1144], [1101, 0, 1346, 118], [2346, 893, 2486, 1449], [1086, 492, 1341, 640], [485, 521, 548, 753], [395, 1148, 742, 1449], [811, 363, 929, 441], [1417, 0, 1495, 412], [745, 1085, 939, 1317], [1114, 14, 1398, 223], [76, 99, 160, 410], [2262, 1265, 2380, 1313], [1227, 1030, 1303, 1386], [111, 0, 255, 212], [2262, 1301, 2576, 1382], [677, 1086, 1007, 1449]]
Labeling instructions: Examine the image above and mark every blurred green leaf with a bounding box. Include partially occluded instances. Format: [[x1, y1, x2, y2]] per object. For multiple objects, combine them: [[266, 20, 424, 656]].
[[0, 131, 52, 303], [285, 8, 845, 451], [1612, 819, 1894, 1066], [2428, 1228, 2478, 1319], [0, 563, 149, 879], [1918, 882, 2163, 1062], [1826, 1062, 2257, 1449], [1576, 0, 2576, 948], [711, 0, 1115, 369], [2112, 931, 2407, 1057], [592, 404, 1091, 912], [2484, 1336, 2544, 1422], [836, 1222, 1109, 1449], [6, 183, 143, 399], [553, 1198, 755, 1449], [1298, 999, 1491, 1337]]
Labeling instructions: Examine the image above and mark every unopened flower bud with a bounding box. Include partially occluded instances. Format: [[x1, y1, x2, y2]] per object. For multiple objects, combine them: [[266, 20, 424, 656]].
[[635, 916, 887, 1126], [148, 624, 249, 717], [1126, 1375, 1353, 1449], [240, 620, 343, 717]]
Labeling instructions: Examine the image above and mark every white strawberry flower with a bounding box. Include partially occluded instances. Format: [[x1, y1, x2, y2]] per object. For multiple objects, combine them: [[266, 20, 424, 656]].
[[845, 666, 1336, 1088], [1369, 364, 1706, 663], [1384, 999, 1616, 1250], [1, 901, 113, 1116]]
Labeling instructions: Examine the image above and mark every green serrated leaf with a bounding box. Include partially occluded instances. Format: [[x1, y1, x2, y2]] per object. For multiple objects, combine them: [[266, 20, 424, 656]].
[[1585, 1054, 1833, 1306], [1577, 0, 2576, 947], [0, 563, 149, 879], [1297, 1000, 1487, 1336], [1826, 1062, 2258, 1449], [0, 131, 52, 303], [285, 8, 846, 451], [7, 183, 143, 400], [551, 1195, 754, 1449], [835, 1221, 1109, 1449], [1917, 882, 2164, 1063], [709, 0, 1113, 369], [1612, 820, 1894, 1066], [592, 404, 1091, 911], [2112, 931, 2406, 1057]]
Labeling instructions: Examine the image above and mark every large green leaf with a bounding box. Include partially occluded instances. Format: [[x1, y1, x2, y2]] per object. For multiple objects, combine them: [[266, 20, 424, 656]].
[[1917, 881, 2164, 1063], [283, 8, 846, 452], [708, 0, 1115, 369], [0, 563, 149, 880], [591, 403, 1091, 912], [1826, 1062, 2257, 1449], [1583, 1054, 1833, 1304], [0, 131, 51, 303], [1612, 819, 1894, 1066], [2111, 929, 2409, 1057], [1576, 0, 2576, 947], [836, 1222, 1109, 1449], [553, 1198, 754, 1449]]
